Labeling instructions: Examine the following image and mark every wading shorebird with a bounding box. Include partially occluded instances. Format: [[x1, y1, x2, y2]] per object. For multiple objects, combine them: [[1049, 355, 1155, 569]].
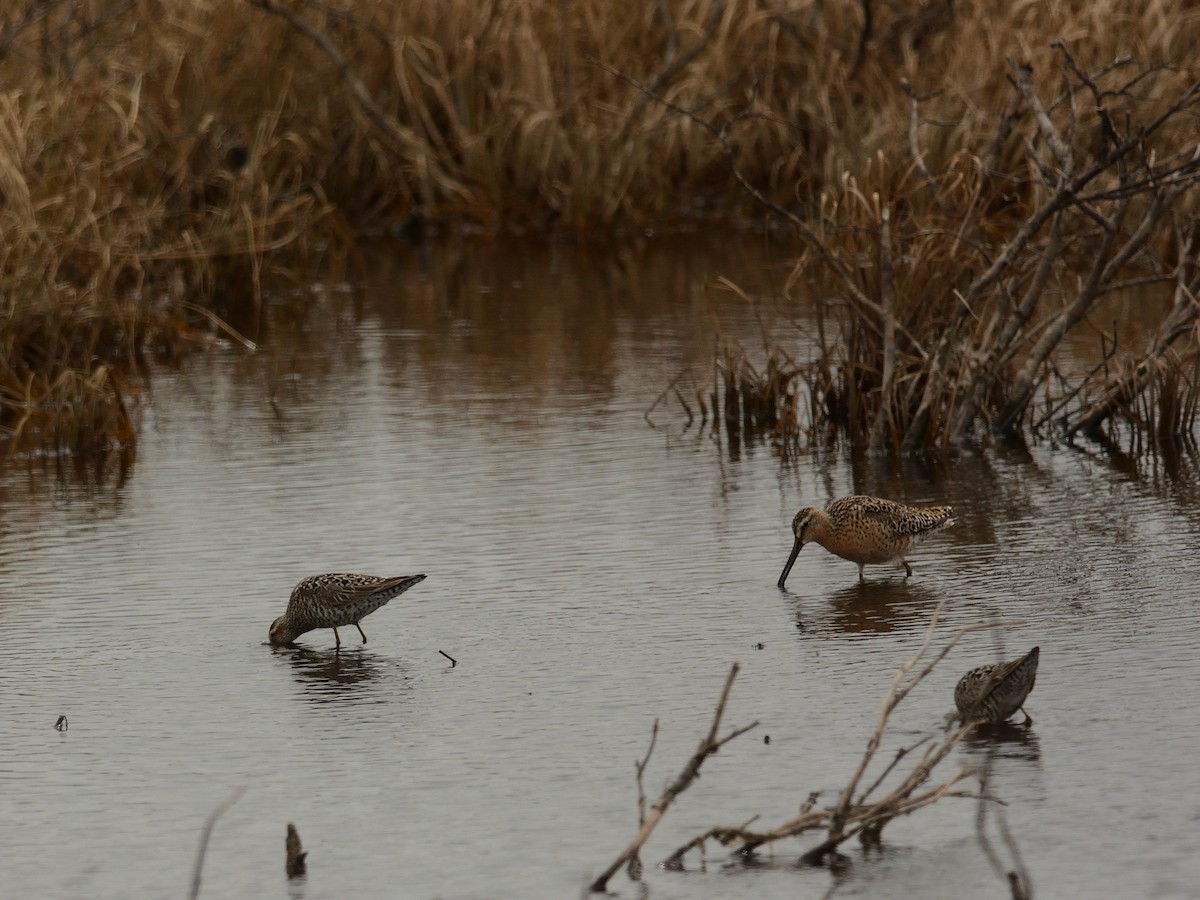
[[268, 573, 427, 649], [777, 495, 955, 586], [954, 646, 1040, 726]]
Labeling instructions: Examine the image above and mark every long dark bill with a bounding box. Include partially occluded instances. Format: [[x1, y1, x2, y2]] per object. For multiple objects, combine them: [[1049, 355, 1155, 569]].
[[777, 538, 803, 589]]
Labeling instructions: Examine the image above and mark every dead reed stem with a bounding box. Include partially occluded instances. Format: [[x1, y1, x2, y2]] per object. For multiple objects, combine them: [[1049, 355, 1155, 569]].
[[5, 2, 1200, 454], [868, 204, 897, 455], [673, 40, 1200, 451]]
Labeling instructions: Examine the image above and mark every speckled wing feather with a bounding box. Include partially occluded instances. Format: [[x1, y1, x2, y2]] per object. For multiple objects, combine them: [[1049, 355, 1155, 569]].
[[286, 573, 426, 629], [319, 574, 408, 608], [833, 495, 955, 536]]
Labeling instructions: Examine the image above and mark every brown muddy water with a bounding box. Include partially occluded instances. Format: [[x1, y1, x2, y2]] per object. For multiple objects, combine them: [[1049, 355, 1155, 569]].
[[1, 234, 1198, 900]]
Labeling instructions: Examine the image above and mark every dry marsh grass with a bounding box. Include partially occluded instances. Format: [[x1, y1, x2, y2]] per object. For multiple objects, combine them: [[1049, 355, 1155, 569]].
[[1, 0, 1197, 455]]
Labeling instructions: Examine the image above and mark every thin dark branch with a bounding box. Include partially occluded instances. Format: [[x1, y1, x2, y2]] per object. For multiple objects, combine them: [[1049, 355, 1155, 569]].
[[188, 788, 246, 900]]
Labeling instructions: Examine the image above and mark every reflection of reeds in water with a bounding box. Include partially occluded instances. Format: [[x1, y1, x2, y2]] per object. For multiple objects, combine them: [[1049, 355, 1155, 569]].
[[277, 647, 402, 702], [1072, 352, 1200, 446], [704, 288, 1200, 454], [712, 345, 798, 442]]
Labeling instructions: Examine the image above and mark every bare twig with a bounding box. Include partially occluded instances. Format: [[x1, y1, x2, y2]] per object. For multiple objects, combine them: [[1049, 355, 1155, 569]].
[[645, 368, 689, 426], [635, 719, 659, 828], [1068, 256, 1200, 438], [902, 79, 935, 187], [626, 718, 660, 881], [178, 302, 258, 352], [869, 204, 897, 454], [614, 2, 727, 146], [589, 663, 758, 892], [856, 737, 932, 805], [188, 788, 246, 900], [663, 606, 1022, 869]]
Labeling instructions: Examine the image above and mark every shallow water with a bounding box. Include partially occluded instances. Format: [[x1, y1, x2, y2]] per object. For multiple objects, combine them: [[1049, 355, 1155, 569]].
[[1, 234, 1198, 899]]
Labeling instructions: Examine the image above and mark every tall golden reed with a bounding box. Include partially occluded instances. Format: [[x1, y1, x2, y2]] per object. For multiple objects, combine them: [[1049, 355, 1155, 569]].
[[0, 0, 1194, 454]]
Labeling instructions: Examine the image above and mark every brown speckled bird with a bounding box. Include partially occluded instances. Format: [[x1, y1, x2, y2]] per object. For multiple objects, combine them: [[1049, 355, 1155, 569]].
[[268, 573, 427, 648], [954, 646, 1040, 726], [286, 823, 307, 878], [778, 495, 955, 586]]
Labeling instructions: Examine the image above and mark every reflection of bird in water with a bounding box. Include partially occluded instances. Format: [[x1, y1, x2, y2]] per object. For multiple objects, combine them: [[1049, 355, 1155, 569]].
[[278, 645, 401, 702], [778, 495, 955, 586], [959, 720, 1042, 762], [268, 573, 427, 649], [798, 581, 940, 635], [955, 647, 1040, 725]]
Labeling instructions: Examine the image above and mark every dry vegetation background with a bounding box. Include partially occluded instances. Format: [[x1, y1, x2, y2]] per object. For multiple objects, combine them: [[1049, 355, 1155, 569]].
[[1, 0, 1198, 456]]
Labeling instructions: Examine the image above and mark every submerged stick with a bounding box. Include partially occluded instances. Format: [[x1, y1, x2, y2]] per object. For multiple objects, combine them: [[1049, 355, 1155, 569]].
[[188, 788, 245, 900], [589, 663, 757, 892]]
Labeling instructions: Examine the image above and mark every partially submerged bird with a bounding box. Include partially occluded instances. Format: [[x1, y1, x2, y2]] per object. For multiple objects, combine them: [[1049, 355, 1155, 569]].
[[954, 646, 1040, 726], [778, 495, 955, 587], [268, 573, 427, 648], [286, 823, 307, 878]]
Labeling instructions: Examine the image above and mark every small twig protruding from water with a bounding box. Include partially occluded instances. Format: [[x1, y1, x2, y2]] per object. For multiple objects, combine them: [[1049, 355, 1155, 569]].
[[286, 823, 308, 878], [438, 650, 457, 667], [644, 368, 688, 428], [635, 719, 659, 828], [55, 714, 68, 731], [178, 301, 258, 351], [188, 788, 245, 900]]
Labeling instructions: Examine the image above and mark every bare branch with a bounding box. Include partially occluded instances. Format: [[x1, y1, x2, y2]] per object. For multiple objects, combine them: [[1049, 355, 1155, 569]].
[[663, 609, 1022, 869], [589, 663, 757, 892], [188, 788, 246, 900], [869, 205, 897, 454]]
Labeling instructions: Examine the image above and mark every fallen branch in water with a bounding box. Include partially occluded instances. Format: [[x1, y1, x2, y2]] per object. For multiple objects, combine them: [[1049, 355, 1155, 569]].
[[661, 604, 1022, 870], [588, 663, 758, 892]]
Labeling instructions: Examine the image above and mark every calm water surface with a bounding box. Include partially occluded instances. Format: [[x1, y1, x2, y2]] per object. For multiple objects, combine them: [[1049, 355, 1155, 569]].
[[1, 235, 1198, 899]]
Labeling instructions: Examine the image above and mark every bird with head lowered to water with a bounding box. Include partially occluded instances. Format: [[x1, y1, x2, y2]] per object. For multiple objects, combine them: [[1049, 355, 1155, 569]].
[[778, 495, 955, 586], [268, 573, 427, 649]]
